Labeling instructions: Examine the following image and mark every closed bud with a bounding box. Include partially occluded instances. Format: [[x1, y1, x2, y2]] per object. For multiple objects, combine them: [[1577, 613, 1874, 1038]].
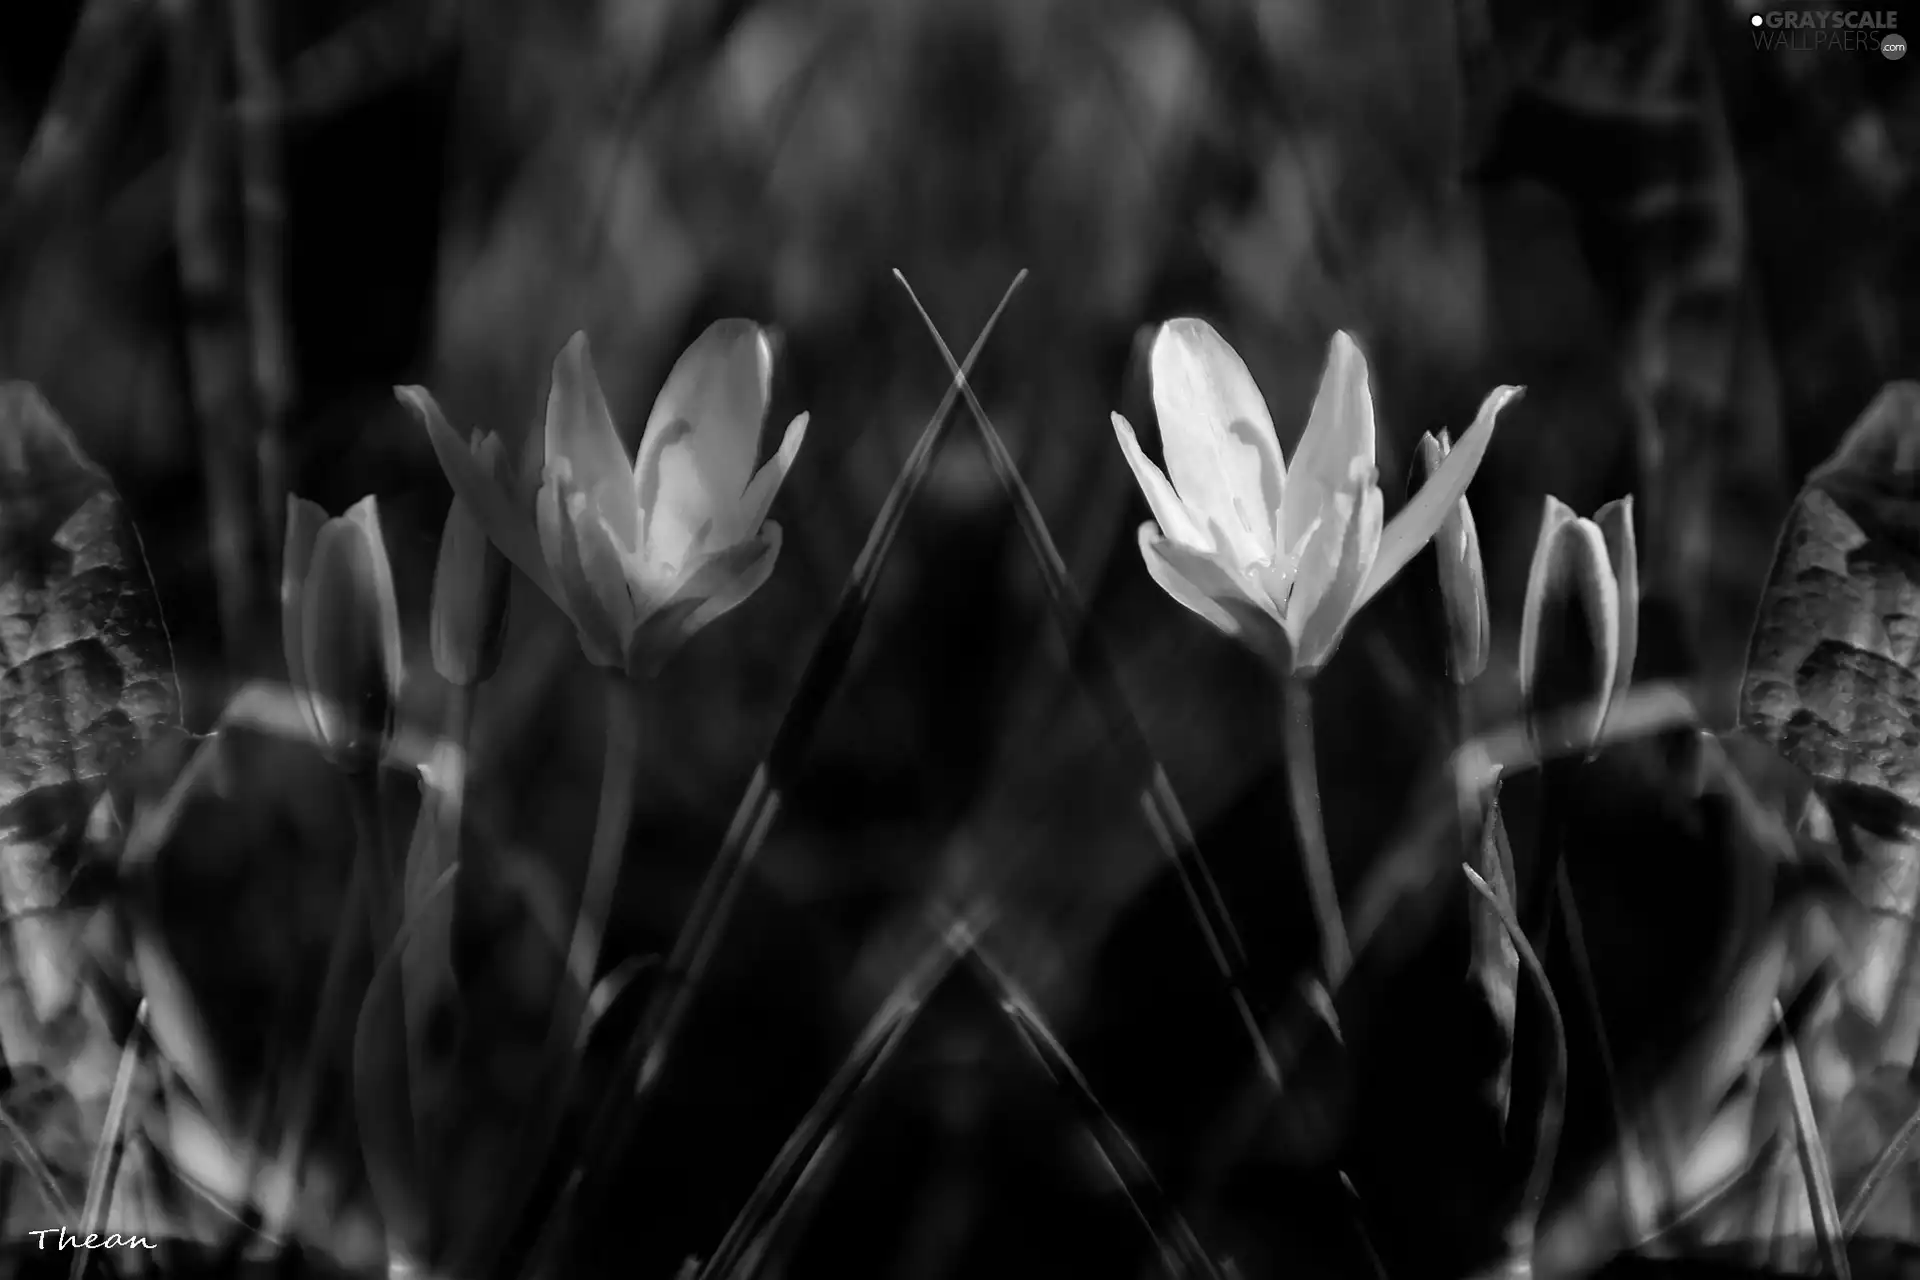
[[1411, 429, 1490, 683], [283, 494, 405, 769], [1518, 496, 1623, 758], [430, 432, 513, 686]]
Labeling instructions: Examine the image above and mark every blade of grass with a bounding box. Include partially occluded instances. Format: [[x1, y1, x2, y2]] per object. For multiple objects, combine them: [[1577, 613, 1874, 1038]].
[[505, 271, 1031, 1280], [1840, 1094, 1920, 1237], [1471, 787, 1520, 1130], [1555, 865, 1668, 1247], [0, 1096, 77, 1219], [70, 998, 147, 1280], [968, 946, 1226, 1280], [1464, 865, 1565, 1280], [696, 913, 984, 1280], [891, 269, 1280, 1087], [1774, 997, 1850, 1280]]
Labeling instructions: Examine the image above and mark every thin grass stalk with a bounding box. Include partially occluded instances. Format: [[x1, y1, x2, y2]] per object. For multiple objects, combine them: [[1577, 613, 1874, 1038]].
[[70, 999, 148, 1280], [1463, 867, 1565, 1280], [742, 1130, 849, 1280], [258, 847, 369, 1252], [975, 948, 1225, 1280], [1554, 867, 1666, 1247], [1840, 1094, 1920, 1236], [227, 0, 294, 569], [0, 1098, 78, 1220], [890, 269, 1279, 1084], [515, 273, 1031, 1276], [1279, 673, 1352, 986], [398, 685, 471, 1214], [1774, 998, 1850, 1280], [696, 918, 975, 1280]]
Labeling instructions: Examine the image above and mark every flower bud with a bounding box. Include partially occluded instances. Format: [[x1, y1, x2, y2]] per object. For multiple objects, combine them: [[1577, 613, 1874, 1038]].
[[1518, 496, 1621, 759], [430, 432, 513, 686], [283, 494, 405, 768], [1411, 429, 1490, 683]]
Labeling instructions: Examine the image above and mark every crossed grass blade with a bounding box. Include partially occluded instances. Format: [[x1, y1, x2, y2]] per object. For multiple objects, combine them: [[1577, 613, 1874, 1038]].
[[1463, 867, 1565, 1280], [0, 1096, 78, 1222], [1774, 998, 1850, 1280], [1841, 1093, 1920, 1237], [69, 998, 149, 1280], [693, 911, 987, 1280], [506, 271, 1031, 1277], [966, 944, 1226, 1280], [889, 270, 1281, 1089]]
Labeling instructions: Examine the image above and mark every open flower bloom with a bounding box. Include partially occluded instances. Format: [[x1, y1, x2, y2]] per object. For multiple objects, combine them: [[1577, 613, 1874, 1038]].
[[283, 495, 405, 766], [1411, 429, 1491, 684], [398, 321, 809, 676], [1112, 319, 1523, 673], [1518, 495, 1640, 756]]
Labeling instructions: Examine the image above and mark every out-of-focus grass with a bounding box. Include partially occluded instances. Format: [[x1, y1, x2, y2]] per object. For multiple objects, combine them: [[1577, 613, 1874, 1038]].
[[4, 2, 1920, 1279]]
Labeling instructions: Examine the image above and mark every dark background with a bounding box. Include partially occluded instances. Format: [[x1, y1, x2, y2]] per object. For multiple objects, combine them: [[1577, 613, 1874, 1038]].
[[2, 1, 1918, 1277]]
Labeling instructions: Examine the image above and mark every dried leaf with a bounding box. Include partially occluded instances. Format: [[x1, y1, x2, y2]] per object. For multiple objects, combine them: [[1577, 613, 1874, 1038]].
[[0, 384, 179, 1033], [1742, 383, 1920, 818]]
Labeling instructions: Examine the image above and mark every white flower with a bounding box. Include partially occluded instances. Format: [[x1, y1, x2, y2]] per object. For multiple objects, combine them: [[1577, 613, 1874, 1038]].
[[399, 321, 809, 675], [1112, 319, 1522, 672]]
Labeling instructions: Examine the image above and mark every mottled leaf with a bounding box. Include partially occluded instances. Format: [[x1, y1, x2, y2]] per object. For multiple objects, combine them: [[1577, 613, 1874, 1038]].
[[1742, 383, 1920, 818], [1741, 382, 1920, 1071], [0, 382, 178, 1037]]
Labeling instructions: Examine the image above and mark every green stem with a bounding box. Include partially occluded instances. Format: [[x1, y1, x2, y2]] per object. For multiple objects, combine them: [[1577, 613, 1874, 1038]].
[[1280, 674, 1350, 987], [266, 777, 377, 1252], [563, 676, 642, 1021], [461, 675, 641, 1278], [347, 764, 399, 966], [397, 682, 473, 1240]]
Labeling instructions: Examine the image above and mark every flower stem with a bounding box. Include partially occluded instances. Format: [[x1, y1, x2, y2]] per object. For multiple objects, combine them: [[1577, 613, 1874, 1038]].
[[396, 682, 473, 1232], [1280, 674, 1350, 987], [563, 676, 642, 1026], [465, 675, 642, 1278]]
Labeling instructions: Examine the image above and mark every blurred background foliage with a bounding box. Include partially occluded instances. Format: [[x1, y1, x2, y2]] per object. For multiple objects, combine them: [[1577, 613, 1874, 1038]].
[[2, 0, 1919, 1276]]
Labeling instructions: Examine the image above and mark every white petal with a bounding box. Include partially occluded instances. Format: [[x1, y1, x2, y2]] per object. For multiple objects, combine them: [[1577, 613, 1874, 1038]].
[[1354, 383, 1522, 612], [282, 496, 328, 742], [1288, 463, 1383, 672], [641, 423, 712, 576], [1137, 521, 1270, 637], [634, 318, 773, 536], [730, 411, 809, 544], [546, 333, 641, 550], [1282, 331, 1377, 561], [537, 474, 624, 669], [1595, 495, 1640, 717], [1112, 412, 1211, 551], [1149, 319, 1285, 564], [399, 386, 562, 610]]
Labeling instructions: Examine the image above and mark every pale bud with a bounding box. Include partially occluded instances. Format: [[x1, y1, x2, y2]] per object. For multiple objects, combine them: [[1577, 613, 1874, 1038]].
[[1411, 429, 1490, 683], [430, 432, 512, 686], [283, 494, 405, 768]]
